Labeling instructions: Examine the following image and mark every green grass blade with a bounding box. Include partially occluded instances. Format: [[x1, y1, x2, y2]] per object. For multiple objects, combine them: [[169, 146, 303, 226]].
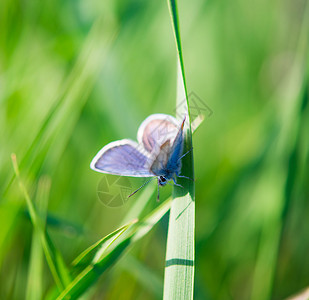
[[168, 0, 188, 100], [11, 154, 71, 291], [26, 176, 50, 300], [164, 0, 195, 299], [56, 198, 172, 300], [71, 220, 137, 273]]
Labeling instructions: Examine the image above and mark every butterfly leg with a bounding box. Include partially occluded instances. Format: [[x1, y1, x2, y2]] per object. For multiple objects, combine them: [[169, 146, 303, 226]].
[[172, 178, 184, 188], [167, 181, 183, 188], [177, 175, 194, 181]]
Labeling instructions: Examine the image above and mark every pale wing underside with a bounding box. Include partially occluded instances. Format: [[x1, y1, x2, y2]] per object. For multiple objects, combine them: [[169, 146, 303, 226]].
[[151, 117, 185, 176], [137, 114, 179, 153], [90, 140, 154, 177], [150, 140, 171, 175]]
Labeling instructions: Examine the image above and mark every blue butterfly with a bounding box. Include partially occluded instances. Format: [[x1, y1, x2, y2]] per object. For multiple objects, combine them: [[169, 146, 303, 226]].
[[90, 114, 191, 200]]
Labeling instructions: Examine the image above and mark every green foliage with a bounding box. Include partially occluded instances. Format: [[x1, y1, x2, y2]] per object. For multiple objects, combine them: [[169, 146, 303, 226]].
[[26, 176, 50, 300], [1, 0, 309, 299], [12, 154, 71, 291], [56, 199, 172, 299]]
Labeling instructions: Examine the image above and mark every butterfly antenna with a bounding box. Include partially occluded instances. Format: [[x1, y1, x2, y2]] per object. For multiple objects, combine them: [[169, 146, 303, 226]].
[[128, 177, 156, 198], [157, 179, 160, 202]]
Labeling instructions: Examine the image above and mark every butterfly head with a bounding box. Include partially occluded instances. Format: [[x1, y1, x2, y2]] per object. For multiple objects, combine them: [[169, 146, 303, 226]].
[[158, 175, 168, 186]]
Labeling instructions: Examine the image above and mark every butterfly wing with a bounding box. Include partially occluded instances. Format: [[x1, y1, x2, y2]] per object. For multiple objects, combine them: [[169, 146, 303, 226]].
[[137, 114, 179, 153], [150, 140, 171, 175], [138, 114, 186, 177], [166, 117, 186, 174], [90, 139, 154, 177]]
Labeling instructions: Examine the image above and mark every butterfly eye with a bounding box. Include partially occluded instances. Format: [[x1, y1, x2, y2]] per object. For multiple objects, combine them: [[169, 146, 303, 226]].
[[160, 176, 166, 183], [158, 176, 167, 186]]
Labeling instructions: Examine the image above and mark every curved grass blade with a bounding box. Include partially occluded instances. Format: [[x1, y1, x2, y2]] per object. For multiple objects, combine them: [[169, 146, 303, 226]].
[[56, 198, 172, 300], [11, 154, 71, 291], [71, 220, 137, 273], [163, 0, 195, 299]]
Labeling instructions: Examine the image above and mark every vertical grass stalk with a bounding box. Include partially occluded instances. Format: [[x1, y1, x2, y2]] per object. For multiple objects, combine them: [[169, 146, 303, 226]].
[[163, 0, 195, 299]]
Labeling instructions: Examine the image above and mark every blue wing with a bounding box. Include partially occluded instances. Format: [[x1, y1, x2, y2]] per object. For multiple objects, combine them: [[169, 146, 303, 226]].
[[90, 139, 154, 177], [149, 116, 186, 177], [166, 117, 185, 174]]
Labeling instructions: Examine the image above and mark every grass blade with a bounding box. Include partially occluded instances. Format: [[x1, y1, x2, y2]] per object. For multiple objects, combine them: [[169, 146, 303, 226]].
[[26, 176, 50, 300], [71, 220, 137, 273], [11, 154, 71, 291], [163, 0, 195, 299], [56, 198, 172, 300], [2, 18, 117, 199]]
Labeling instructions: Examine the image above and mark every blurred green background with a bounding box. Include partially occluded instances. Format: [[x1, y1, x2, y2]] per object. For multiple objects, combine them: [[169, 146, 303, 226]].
[[1, 0, 309, 299]]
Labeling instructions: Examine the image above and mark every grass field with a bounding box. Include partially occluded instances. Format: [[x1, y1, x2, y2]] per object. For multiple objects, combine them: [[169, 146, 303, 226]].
[[1, 0, 309, 299]]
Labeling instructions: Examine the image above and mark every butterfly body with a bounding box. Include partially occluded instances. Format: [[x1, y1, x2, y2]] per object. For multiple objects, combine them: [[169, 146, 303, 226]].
[[91, 114, 186, 197]]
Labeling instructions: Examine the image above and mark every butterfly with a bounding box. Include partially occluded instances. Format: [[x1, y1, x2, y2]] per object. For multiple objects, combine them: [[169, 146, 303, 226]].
[[90, 114, 191, 200]]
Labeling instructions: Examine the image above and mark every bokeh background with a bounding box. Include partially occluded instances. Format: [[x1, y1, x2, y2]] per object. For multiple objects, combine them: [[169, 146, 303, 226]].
[[1, 0, 309, 299]]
